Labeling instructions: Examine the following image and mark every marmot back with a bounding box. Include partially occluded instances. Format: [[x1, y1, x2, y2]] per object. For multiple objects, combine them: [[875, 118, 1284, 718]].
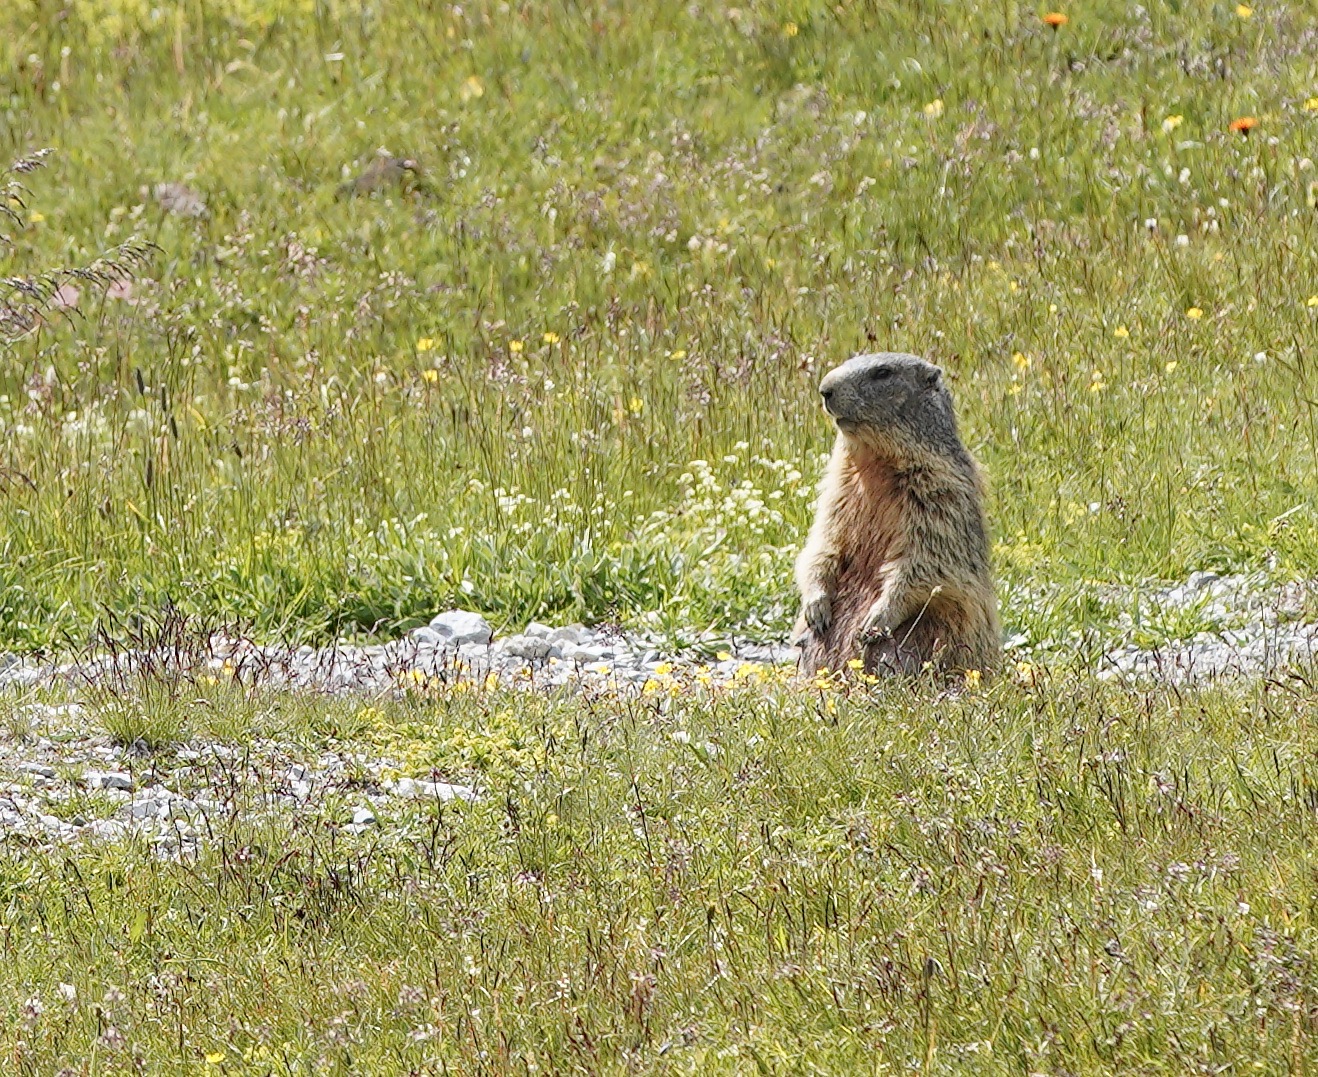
[[793, 353, 1001, 678]]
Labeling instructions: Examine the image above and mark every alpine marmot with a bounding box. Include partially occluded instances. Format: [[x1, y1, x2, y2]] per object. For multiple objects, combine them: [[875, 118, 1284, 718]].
[[793, 352, 1001, 677]]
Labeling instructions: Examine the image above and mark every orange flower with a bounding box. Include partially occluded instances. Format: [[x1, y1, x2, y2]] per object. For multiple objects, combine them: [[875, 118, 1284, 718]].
[[1228, 116, 1258, 134], [1042, 12, 1068, 27]]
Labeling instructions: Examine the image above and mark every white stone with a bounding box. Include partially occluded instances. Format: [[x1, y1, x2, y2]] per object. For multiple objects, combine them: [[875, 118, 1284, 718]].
[[523, 622, 555, 639], [428, 610, 493, 645], [503, 635, 552, 660], [86, 770, 134, 792], [352, 807, 376, 826], [390, 778, 477, 802], [20, 763, 56, 780], [409, 626, 442, 645]]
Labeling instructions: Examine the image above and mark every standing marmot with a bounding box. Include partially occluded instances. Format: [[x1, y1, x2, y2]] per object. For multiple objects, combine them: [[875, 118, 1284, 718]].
[[793, 353, 1001, 677]]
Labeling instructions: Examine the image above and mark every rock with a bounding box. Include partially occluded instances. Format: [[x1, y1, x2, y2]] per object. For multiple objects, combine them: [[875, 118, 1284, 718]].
[[409, 626, 443, 645], [1187, 571, 1220, 592], [152, 182, 207, 218], [390, 778, 477, 802], [90, 819, 128, 841], [352, 807, 377, 826], [524, 622, 555, 639], [429, 610, 493, 646], [548, 625, 583, 645], [121, 797, 168, 821], [503, 635, 552, 660], [20, 763, 56, 780], [86, 770, 134, 792]]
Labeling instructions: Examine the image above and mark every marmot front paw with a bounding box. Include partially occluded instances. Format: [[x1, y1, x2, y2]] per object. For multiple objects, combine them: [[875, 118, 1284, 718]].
[[801, 593, 833, 634]]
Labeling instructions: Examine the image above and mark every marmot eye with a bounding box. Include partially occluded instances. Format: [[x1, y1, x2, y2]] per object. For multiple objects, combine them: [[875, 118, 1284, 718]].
[[869, 367, 893, 381]]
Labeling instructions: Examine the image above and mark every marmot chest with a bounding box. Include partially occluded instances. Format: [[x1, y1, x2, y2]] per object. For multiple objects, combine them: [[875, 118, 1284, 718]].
[[834, 462, 906, 585]]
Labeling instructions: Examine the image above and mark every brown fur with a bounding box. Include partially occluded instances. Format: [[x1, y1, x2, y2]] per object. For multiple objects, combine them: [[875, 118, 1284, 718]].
[[794, 353, 1001, 678]]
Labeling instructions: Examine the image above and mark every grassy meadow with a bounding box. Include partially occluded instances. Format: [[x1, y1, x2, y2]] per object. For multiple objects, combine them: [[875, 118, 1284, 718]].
[[0, 0, 1317, 1071]]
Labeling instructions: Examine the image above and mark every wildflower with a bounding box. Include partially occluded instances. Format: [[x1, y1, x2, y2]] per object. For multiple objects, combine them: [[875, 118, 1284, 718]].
[[1165, 361, 1178, 373], [416, 337, 435, 352], [1113, 326, 1129, 338], [923, 99, 944, 118], [964, 669, 982, 689], [1012, 352, 1031, 370], [653, 662, 674, 676], [1161, 115, 1183, 133], [670, 349, 687, 360], [542, 331, 560, 345], [1306, 99, 1318, 112], [846, 658, 864, 670], [1185, 306, 1204, 319], [1042, 12, 1068, 27], [421, 369, 438, 383], [205, 1052, 226, 1065], [1307, 296, 1318, 307], [28, 211, 44, 223], [459, 75, 484, 102], [1088, 370, 1106, 392], [1228, 116, 1257, 134], [716, 651, 732, 662], [628, 396, 644, 414], [1235, 4, 1251, 16], [783, 21, 799, 37]]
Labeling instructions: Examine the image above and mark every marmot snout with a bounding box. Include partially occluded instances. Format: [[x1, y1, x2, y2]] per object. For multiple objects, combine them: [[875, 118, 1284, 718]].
[[794, 353, 1001, 678]]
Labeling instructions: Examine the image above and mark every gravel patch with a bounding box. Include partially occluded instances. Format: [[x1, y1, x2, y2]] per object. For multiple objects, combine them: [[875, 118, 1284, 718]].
[[1, 572, 1315, 851]]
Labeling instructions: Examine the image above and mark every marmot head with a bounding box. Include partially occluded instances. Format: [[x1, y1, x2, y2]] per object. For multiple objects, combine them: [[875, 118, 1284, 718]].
[[818, 353, 961, 456]]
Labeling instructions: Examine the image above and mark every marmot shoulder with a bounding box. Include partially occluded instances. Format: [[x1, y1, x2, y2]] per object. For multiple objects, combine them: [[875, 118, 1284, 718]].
[[793, 352, 1001, 678]]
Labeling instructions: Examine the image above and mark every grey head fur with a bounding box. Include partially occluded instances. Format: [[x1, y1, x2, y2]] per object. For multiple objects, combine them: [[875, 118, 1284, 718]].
[[818, 352, 965, 461]]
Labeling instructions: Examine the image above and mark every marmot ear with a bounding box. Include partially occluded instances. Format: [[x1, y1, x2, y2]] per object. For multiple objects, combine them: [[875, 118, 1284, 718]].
[[925, 368, 942, 387]]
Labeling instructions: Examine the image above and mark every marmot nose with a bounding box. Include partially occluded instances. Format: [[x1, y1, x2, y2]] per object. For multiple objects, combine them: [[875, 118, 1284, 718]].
[[820, 386, 834, 404]]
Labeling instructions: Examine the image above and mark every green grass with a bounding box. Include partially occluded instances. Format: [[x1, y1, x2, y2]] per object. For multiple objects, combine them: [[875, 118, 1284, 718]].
[[1, 0, 1318, 1071], [0, 0, 1315, 650], [4, 671, 1318, 1072]]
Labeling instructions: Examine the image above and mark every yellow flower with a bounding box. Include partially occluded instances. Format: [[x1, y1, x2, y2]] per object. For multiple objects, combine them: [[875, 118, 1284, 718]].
[[205, 1052, 225, 1065], [1185, 306, 1204, 319], [542, 331, 560, 345], [1012, 352, 1031, 370], [923, 98, 944, 118], [628, 396, 644, 414], [1307, 295, 1318, 307], [1088, 371, 1106, 393], [1165, 361, 1178, 373], [716, 651, 732, 661], [670, 349, 687, 359], [416, 337, 434, 352], [783, 21, 799, 37], [1113, 325, 1129, 338], [421, 368, 438, 383], [1306, 99, 1318, 112], [653, 661, 674, 676], [964, 669, 982, 689], [28, 211, 44, 223], [509, 339, 523, 353], [846, 658, 864, 670], [1161, 115, 1183, 133], [459, 74, 484, 102], [1235, 3, 1251, 16]]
